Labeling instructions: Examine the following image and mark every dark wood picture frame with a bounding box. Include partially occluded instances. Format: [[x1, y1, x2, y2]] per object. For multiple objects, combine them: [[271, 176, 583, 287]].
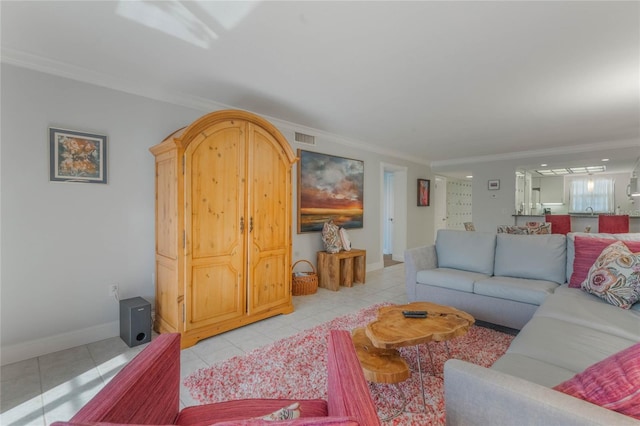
[[49, 127, 107, 184], [297, 149, 364, 233], [417, 178, 430, 206]]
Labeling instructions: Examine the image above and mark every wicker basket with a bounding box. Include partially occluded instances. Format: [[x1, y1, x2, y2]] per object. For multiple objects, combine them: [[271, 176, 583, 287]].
[[291, 260, 318, 296]]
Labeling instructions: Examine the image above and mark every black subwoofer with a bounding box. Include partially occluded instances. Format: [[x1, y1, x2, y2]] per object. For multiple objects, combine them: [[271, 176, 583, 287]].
[[119, 297, 151, 347]]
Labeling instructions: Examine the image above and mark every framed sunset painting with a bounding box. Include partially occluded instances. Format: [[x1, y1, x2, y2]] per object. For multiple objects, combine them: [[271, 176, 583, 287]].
[[297, 150, 364, 233]]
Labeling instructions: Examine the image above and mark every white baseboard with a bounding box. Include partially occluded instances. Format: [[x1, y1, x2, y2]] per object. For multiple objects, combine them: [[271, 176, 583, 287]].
[[368, 261, 383, 272], [1, 321, 119, 366]]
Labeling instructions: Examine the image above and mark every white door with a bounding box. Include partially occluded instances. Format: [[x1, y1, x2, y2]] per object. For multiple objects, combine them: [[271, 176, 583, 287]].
[[381, 163, 407, 264], [434, 176, 448, 241], [383, 172, 394, 254]]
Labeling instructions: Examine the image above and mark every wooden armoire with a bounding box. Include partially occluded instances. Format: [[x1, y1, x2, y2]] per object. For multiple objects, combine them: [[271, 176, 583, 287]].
[[150, 110, 297, 348]]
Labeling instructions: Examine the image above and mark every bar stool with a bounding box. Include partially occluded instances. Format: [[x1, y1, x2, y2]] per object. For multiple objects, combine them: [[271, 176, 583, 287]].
[[598, 215, 629, 233], [545, 215, 571, 235]]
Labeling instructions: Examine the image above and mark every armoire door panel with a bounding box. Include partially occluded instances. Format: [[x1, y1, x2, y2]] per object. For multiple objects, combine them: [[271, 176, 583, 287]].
[[249, 142, 290, 250], [155, 154, 178, 259], [156, 258, 179, 331], [248, 251, 288, 314], [190, 262, 244, 325], [248, 126, 290, 252], [189, 126, 245, 259]]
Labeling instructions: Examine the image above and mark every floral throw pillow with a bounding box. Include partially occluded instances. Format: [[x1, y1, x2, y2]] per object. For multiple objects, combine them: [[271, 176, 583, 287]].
[[581, 241, 640, 309], [322, 220, 342, 254]]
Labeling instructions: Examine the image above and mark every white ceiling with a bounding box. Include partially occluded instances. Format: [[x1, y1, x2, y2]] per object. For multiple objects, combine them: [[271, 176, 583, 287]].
[[2, 1, 639, 175]]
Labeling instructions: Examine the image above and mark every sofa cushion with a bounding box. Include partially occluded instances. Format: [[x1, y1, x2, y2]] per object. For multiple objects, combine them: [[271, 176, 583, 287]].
[[570, 236, 640, 288], [534, 286, 640, 342], [505, 316, 636, 375], [416, 268, 488, 293], [553, 342, 640, 420], [473, 276, 558, 305], [494, 234, 566, 284], [491, 353, 577, 387], [435, 229, 496, 275], [582, 241, 640, 309], [176, 400, 328, 426], [212, 417, 359, 426]]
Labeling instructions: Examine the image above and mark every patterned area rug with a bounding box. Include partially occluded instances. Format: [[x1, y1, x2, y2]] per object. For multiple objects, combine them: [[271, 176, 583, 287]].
[[184, 303, 515, 425]]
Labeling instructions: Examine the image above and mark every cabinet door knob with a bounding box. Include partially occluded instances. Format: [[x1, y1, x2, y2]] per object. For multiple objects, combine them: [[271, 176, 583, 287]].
[[240, 216, 245, 233], [250, 217, 254, 233]]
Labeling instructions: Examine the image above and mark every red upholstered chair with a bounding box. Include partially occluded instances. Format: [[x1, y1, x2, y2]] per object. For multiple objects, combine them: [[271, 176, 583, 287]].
[[545, 215, 571, 235], [598, 215, 630, 233], [52, 331, 379, 426]]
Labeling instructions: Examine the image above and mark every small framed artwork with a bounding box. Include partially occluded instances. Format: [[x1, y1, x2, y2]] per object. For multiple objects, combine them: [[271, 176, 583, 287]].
[[417, 179, 430, 206], [488, 179, 500, 190], [49, 128, 107, 184]]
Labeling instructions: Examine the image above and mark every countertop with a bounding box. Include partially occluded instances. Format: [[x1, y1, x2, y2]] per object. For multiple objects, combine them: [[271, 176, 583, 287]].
[[513, 214, 640, 218]]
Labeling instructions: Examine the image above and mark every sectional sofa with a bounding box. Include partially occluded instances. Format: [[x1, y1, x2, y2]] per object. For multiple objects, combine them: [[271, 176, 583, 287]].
[[405, 230, 640, 425]]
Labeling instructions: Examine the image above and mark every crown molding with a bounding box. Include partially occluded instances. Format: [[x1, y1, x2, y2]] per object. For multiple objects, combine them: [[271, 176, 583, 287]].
[[1, 48, 429, 166], [430, 139, 640, 169]]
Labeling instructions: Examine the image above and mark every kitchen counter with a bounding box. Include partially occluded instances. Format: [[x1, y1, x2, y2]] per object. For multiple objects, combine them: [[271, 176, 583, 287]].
[[513, 214, 640, 233], [513, 214, 640, 218]]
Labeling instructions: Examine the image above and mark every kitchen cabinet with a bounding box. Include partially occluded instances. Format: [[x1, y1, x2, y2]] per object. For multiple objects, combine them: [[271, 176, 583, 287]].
[[539, 176, 564, 204]]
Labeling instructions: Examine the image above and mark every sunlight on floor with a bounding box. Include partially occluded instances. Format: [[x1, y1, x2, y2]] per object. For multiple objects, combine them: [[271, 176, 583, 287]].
[[1, 264, 407, 425]]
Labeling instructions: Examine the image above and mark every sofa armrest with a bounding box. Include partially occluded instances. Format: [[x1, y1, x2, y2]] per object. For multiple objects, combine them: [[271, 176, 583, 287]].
[[444, 359, 640, 426], [326, 330, 380, 425], [56, 333, 181, 425], [404, 245, 437, 301]]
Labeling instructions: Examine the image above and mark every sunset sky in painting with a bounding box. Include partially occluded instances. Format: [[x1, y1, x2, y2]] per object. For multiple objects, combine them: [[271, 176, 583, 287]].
[[299, 151, 363, 212]]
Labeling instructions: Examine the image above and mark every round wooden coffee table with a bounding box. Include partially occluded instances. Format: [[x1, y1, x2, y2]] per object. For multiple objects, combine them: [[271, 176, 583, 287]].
[[365, 302, 475, 409], [351, 327, 410, 420]]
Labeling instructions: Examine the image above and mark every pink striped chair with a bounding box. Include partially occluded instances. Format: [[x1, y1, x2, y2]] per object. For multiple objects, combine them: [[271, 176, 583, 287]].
[[52, 331, 379, 426]]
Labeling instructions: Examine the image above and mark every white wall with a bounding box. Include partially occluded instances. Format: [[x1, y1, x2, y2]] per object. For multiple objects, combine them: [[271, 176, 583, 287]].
[[0, 64, 432, 364], [468, 161, 518, 233]]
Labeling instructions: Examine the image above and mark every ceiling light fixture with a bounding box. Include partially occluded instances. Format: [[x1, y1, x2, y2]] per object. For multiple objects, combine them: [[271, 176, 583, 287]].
[[587, 174, 594, 192], [534, 165, 606, 176]]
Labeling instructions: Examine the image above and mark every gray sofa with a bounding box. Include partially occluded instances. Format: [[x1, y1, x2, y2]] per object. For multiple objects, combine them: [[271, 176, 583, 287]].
[[405, 230, 568, 330], [405, 230, 640, 425]]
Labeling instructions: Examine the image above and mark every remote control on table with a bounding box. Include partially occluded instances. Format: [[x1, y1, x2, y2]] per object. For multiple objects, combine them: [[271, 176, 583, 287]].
[[402, 310, 428, 318]]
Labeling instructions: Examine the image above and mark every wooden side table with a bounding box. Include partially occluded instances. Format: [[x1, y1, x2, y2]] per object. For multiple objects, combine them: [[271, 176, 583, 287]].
[[316, 249, 366, 291]]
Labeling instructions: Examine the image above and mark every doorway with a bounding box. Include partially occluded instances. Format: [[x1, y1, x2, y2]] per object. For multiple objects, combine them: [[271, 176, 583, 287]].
[[381, 163, 407, 266], [434, 176, 448, 240]]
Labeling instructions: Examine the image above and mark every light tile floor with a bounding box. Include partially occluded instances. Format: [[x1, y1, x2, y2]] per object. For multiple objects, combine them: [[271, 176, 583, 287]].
[[1, 263, 407, 426]]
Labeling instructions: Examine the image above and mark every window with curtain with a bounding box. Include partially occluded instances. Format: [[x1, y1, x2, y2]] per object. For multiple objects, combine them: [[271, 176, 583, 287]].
[[569, 177, 614, 213]]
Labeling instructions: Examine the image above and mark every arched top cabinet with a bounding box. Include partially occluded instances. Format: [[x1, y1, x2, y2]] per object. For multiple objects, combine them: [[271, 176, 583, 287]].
[[150, 110, 297, 348]]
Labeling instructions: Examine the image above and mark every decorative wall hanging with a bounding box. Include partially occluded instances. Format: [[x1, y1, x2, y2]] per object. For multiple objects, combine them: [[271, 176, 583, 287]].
[[488, 179, 500, 190], [297, 149, 364, 233], [49, 127, 107, 184], [417, 178, 430, 206]]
